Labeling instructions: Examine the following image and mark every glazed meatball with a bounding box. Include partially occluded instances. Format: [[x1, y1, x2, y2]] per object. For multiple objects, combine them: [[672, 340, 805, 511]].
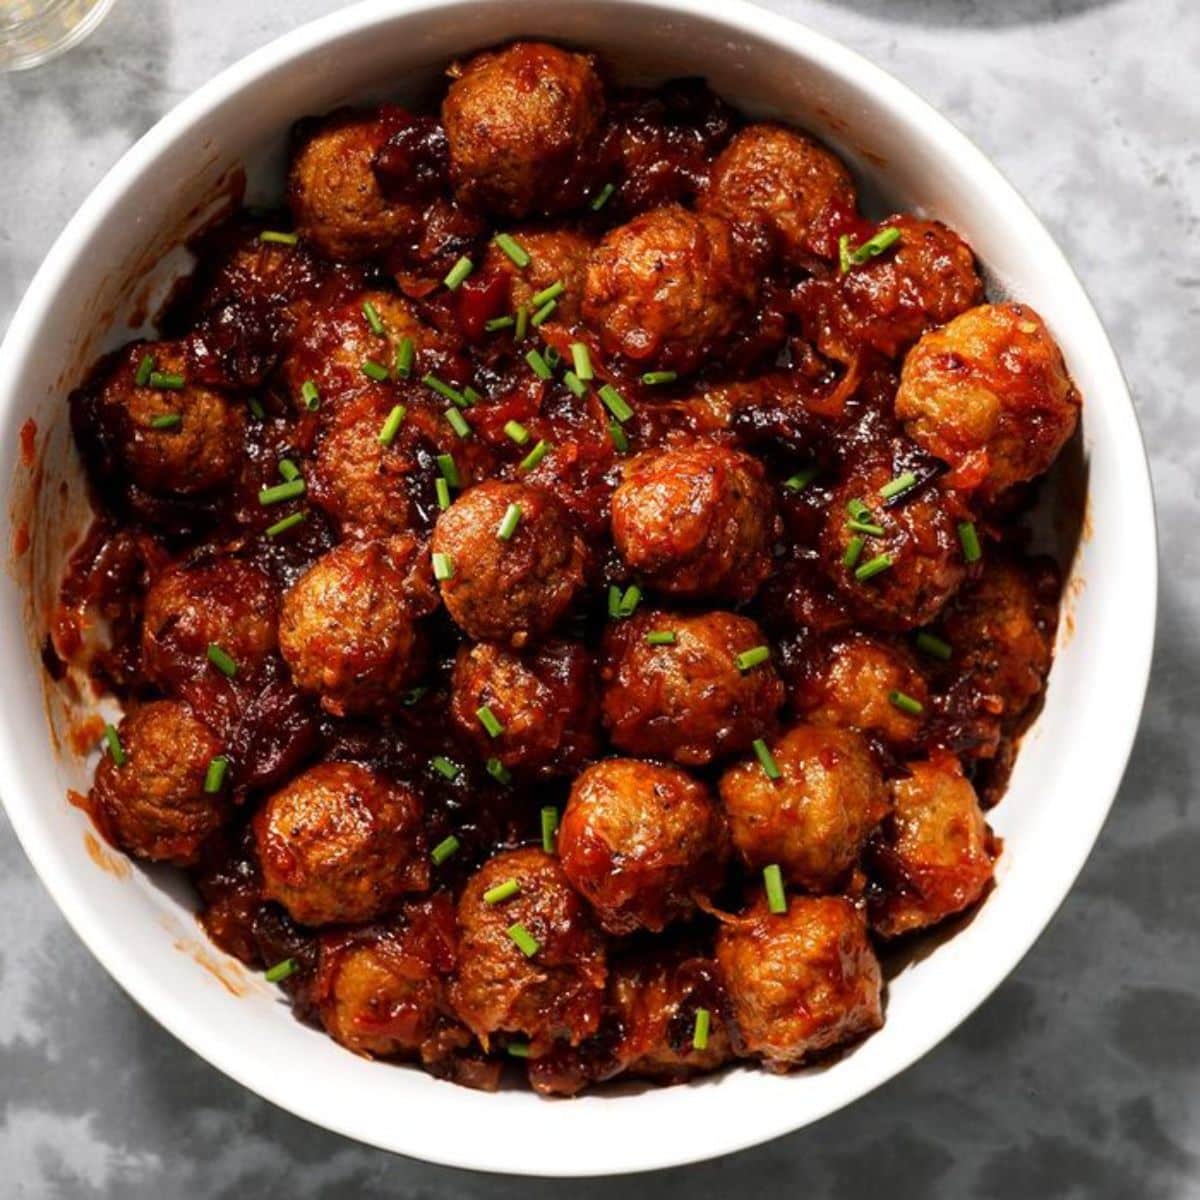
[[601, 609, 785, 765], [582, 204, 759, 373], [141, 556, 278, 688], [611, 444, 775, 603], [715, 895, 883, 1068], [92, 341, 243, 495], [868, 756, 996, 938], [719, 724, 888, 892], [432, 481, 586, 646], [895, 303, 1081, 499], [288, 108, 420, 261], [559, 758, 728, 934], [450, 848, 606, 1052], [442, 42, 605, 219], [480, 226, 593, 325], [794, 632, 929, 750], [90, 700, 226, 864], [279, 537, 436, 716], [801, 215, 983, 363], [450, 639, 599, 775], [819, 458, 966, 631], [254, 761, 427, 926], [702, 123, 857, 264]]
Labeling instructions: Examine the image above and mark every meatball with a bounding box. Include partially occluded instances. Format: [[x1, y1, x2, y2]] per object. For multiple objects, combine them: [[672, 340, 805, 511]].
[[449, 639, 599, 775], [279, 537, 436, 716], [715, 895, 883, 1068], [432, 480, 586, 647], [141, 556, 278, 689], [819, 458, 966, 631], [559, 758, 728, 934], [254, 761, 427, 926], [480, 226, 593, 325], [702, 123, 857, 264], [868, 756, 997, 938], [719, 724, 888, 892], [93, 341, 243, 495], [794, 632, 929, 750], [442, 42, 605, 219], [611, 444, 776, 603], [90, 700, 226, 865], [582, 204, 759, 373], [601, 609, 785, 765], [895, 303, 1081, 499], [450, 848, 606, 1052], [288, 108, 420, 261]]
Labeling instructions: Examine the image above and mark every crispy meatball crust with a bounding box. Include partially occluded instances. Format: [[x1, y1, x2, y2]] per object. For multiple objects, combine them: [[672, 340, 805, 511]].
[[702, 123, 857, 265], [449, 848, 606, 1052], [559, 758, 728, 934], [432, 480, 587, 647], [719, 724, 888, 892], [90, 700, 226, 865], [601, 609, 785, 765], [582, 204, 759, 373], [611, 443, 776, 603], [254, 762, 428, 926], [715, 895, 883, 1069], [480, 226, 594, 326], [279, 537, 436, 716], [442, 42, 605, 219], [450, 639, 599, 775], [895, 303, 1081, 499]]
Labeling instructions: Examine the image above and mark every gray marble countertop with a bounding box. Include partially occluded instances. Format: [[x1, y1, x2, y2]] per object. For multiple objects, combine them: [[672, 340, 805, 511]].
[[1, 1, 1196, 1195]]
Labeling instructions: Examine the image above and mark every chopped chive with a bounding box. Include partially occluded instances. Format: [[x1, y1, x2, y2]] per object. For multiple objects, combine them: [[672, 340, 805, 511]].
[[497, 502, 522, 541], [692, 1008, 711, 1051], [608, 584, 641, 619], [443, 255, 474, 290], [543, 345, 561, 370], [432, 552, 454, 581], [504, 419, 531, 446], [362, 299, 385, 335], [848, 226, 902, 266], [422, 373, 467, 406], [265, 510, 306, 538], [915, 631, 953, 661], [402, 685, 429, 706], [641, 370, 678, 386], [206, 643, 237, 678], [463, 385, 483, 406], [530, 280, 565, 308], [506, 922, 540, 957], [494, 232, 531, 268], [645, 630, 677, 646], [259, 230, 299, 246], [394, 337, 415, 379], [264, 958, 297, 983], [435, 476, 451, 511], [843, 535, 865, 569], [525, 348, 552, 380], [248, 396, 267, 420], [134, 353, 154, 386], [485, 315, 516, 332], [149, 371, 185, 390], [519, 439, 550, 472], [101, 723, 126, 766], [486, 757, 512, 786], [436, 453, 461, 488], [752, 738, 781, 781], [541, 806, 559, 853], [531, 299, 558, 328], [888, 690, 925, 716], [506, 1042, 531, 1058], [854, 553, 894, 582], [378, 404, 407, 446], [606, 584, 621, 617], [204, 755, 229, 794], [445, 407, 472, 439], [477, 705, 505, 738], [483, 878, 521, 905], [763, 864, 787, 914], [514, 304, 529, 341], [599, 383, 633, 423], [591, 182, 615, 211], [259, 478, 306, 506], [847, 519, 886, 537], [563, 370, 587, 398], [300, 379, 320, 411], [847, 497, 871, 521], [958, 520, 982, 563], [570, 342, 593, 380], [149, 413, 181, 430], [608, 421, 629, 452], [784, 465, 819, 492], [431, 834, 460, 864], [278, 458, 300, 482], [879, 471, 918, 500], [361, 359, 390, 382], [735, 645, 771, 672], [431, 755, 461, 781]]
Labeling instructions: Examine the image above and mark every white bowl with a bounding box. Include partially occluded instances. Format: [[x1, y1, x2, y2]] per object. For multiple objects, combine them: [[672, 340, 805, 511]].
[[0, 0, 1156, 1176]]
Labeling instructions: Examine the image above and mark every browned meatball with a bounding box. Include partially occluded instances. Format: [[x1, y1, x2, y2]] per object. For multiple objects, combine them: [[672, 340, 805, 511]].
[[702, 123, 857, 265], [559, 759, 728, 934], [432, 481, 586, 647], [895, 303, 1081, 500], [449, 848, 606, 1052], [819, 459, 966, 631], [93, 342, 243, 495], [141, 556, 278, 689], [868, 756, 997, 938], [254, 761, 427, 926], [719, 724, 888, 892], [800, 215, 983, 363], [442, 42, 604, 219], [715, 894, 883, 1068], [279, 537, 436, 716], [90, 700, 226, 865], [582, 204, 759, 373], [450, 639, 599, 775], [794, 632, 929, 750], [601, 609, 785, 765], [611, 444, 776, 603], [480, 226, 593, 326], [288, 108, 420, 261]]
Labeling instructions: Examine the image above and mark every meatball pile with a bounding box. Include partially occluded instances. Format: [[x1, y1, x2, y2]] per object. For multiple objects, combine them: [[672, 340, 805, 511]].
[[58, 40, 1076, 1096]]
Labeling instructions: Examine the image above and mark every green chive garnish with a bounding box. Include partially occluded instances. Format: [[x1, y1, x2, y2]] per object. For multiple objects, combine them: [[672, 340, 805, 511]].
[[134, 353, 154, 386], [519, 440, 549, 472], [248, 396, 267, 420], [843, 535, 865, 569], [854, 553, 894, 582], [506, 1042, 531, 1058], [525, 348, 552, 380], [431, 755, 461, 781], [504, 420, 531, 446], [259, 230, 298, 246], [514, 304, 529, 341], [692, 1008, 711, 1051], [531, 300, 557, 327], [641, 371, 678, 386], [763, 864, 787, 914], [958, 520, 982, 563], [149, 413, 181, 430], [486, 758, 512, 786], [445, 408, 471, 439], [494, 233, 531, 268], [149, 371, 185, 390], [784, 465, 819, 492], [915, 631, 953, 661], [435, 477, 451, 511], [753, 738, 781, 781], [645, 630, 676, 646], [888, 690, 925, 716], [541, 806, 559, 853], [847, 226, 902, 267], [530, 281, 564, 308], [608, 421, 629, 452], [362, 299, 385, 335], [443, 256, 474, 290], [838, 233, 853, 275], [570, 342, 593, 380], [591, 182, 615, 211], [265, 511, 306, 538], [436, 453, 461, 488], [507, 922, 540, 957], [102, 723, 126, 766], [543, 345, 561, 370], [394, 337, 414, 379], [422, 374, 466, 406], [485, 315, 515, 332], [278, 458, 300, 482], [432, 552, 454, 581], [204, 755, 229, 794], [264, 958, 297, 983], [259, 478, 306, 506], [300, 380, 320, 411], [847, 498, 871, 521], [563, 370, 587, 398], [463, 385, 482, 407], [378, 404, 407, 446], [477, 705, 505, 738], [497, 503, 522, 541], [431, 834, 460, 864], [206, 643, 237, 678], [847, 519, 885, 536], [735, 645, 771, 672], [599, 383, 632, 423], [608, 584, 641, 619], [483, 878, 521, 905], [879, 471, 918, 500], [361, 359, 390, 382]]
